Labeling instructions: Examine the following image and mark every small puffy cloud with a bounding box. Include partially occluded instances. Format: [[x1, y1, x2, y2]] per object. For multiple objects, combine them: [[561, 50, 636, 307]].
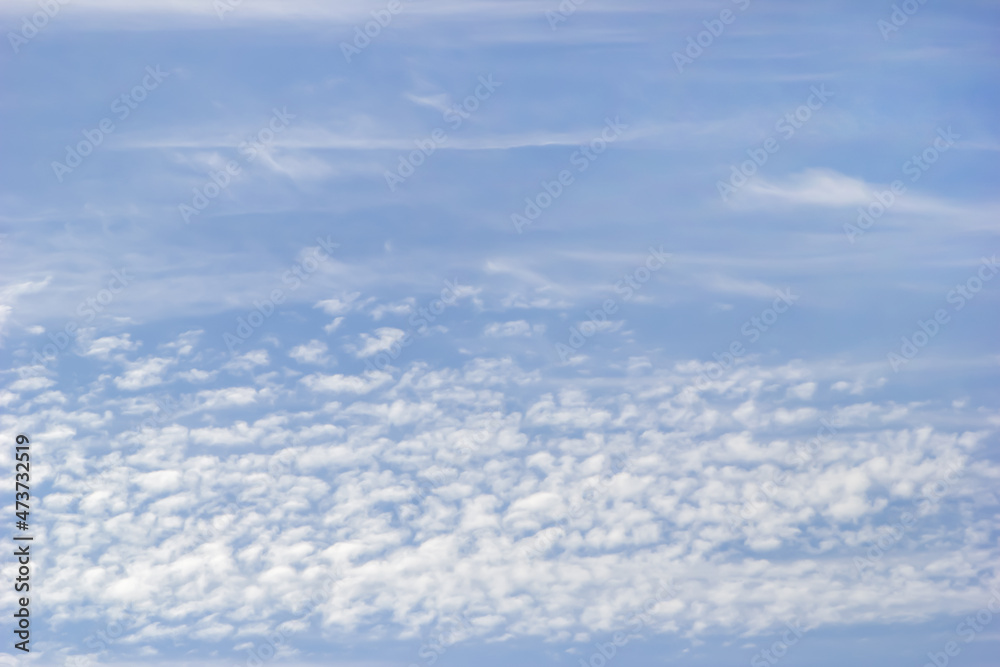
[[370, 300, 415, 320], [290, 340, 331, 365], [442, 279, 482, 303], [177, 369, 217, 383], [189, 421, 265, 446], [353, 328, 406, 358], [558, 352, 588, 366], [196, 386, 259, 409], [135, 470, 182, 495], [483, 320, 532, 338], [501, 292, 572, 310], [698, 275, 782, 299], [114, 357, 174, 390], [831, 376, 887, 395], [787, 382, 817, 400], [743, 168, 872, 207], [773, 406, 819, 425], [224, 349, 270, 372], [576, 319, 623, 334], [300, 370, 391, 393], [81, 334, 140, 359], [627, 356, 653, 374], [32, 390, 66, 405], [161, 329, 203, 356], [9, 376, 56, 392], [316, 292, 361, 316], [0, 277, 51, 340]]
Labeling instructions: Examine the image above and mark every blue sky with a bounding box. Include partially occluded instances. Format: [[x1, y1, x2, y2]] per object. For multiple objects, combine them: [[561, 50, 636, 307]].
[[1, 0, 999, 665]]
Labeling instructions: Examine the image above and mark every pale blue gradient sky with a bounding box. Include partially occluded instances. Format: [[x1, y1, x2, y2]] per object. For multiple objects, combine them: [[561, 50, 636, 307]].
[[1, 1, 999, 665]]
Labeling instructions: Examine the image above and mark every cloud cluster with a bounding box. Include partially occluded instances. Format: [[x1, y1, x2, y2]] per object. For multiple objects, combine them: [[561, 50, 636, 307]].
[[2, 334, 997, 663]]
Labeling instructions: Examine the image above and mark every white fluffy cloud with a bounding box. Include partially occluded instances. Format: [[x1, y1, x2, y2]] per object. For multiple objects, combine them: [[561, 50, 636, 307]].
[[316, 293, 361, 316], [0, 277, 51, 341], [224, 349, 270, 372], [82, 333, 141, 359], [290, 340, 331, 365], [9, 375, 56, 392], [113, 356, 174, 390], [3, 350, 996, 666], [300, 370, 392, 394], [352, 327, 407, 358], [483, 320, 532, 337]]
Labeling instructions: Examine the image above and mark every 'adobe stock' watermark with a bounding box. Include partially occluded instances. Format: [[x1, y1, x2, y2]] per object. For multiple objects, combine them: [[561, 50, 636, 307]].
[[844, 127, 958, 244], [179, 107, 295, 223], [362, 278, 471, 371], [727, 414, 845, 532], [384, 75, 501, 191], [695, 288, 799, 387], [52, 66, 169, 182], [749, 620, 807, 667], [223, 236, 338, 352], [230, 574, 342, 667], [18, 269, 133, 372], [522, 454, 632, 560], [7, 0, 70, 54], [65, 608, 142, 667], [214, 0, 243, 19], [545, 0, 586, 30], [573, 580, 677, 667], [672, 0, 751, 73], [718, 85, 833, 202], [886, 255, 997, 372], [511, 117, 629, 233], [340, 0, 413, 62], [921, 589, 1000, 667], [853, 460, 962, 580], [555, 246, 670, 363], [878, 0, 932, 40]]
